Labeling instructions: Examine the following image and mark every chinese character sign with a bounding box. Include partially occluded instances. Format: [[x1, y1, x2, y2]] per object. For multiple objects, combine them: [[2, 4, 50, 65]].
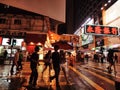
[[85, 25, 119, 36]]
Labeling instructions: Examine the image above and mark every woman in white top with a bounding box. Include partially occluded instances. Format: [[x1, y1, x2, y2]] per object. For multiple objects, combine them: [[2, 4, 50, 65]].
[[60, 50, 69, 84]]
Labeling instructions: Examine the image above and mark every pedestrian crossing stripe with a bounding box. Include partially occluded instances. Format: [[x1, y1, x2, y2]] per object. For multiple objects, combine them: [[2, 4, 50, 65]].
[[88, 65, 120, 79], [77, 66, 115, 85], [69, 66, 104, 90]]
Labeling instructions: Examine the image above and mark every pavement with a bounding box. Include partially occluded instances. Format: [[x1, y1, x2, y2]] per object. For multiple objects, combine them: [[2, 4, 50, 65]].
[[0, 60, 120, 90], [0, 60, 71, 90]]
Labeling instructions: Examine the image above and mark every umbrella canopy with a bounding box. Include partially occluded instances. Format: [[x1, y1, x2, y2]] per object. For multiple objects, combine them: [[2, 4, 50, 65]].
[[52, 41, 73, 50], [43, 47, 54, 51]]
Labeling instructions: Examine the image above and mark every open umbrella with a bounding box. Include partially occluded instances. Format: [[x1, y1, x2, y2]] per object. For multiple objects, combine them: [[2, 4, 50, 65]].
[[52, 41, 73, 50], [43, 47, 54, 50]]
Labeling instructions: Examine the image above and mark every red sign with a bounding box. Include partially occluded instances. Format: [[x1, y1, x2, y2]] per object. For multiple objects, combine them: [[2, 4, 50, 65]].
[[0, 37, 2, 45], [85, 25, 119, 36]]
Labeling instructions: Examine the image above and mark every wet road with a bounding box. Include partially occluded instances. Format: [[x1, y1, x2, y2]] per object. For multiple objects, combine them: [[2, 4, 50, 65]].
[[0, 60, 120, 90]]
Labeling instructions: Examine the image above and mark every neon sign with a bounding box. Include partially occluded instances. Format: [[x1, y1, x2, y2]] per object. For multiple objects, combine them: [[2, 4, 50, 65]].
[[84, 25, 119, 36]]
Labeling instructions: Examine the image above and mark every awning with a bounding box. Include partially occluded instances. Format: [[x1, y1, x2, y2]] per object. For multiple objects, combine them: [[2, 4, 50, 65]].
[[48, 30, 60, 41], [52, 41, 73, 50], [25, 33, 47, 45]]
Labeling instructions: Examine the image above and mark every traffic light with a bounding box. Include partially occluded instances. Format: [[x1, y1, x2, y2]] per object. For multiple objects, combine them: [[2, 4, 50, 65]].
[[12, 39, 16, 46], [7, 38, 11, 45]]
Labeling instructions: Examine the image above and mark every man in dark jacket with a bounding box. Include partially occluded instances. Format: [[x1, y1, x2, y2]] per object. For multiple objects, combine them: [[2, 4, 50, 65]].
[[107, 49, 119, 73], [29, 46, 39, 87], [50, 45, 60, 87]]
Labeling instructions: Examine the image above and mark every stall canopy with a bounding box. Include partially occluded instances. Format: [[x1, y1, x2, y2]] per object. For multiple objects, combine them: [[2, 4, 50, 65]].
[[52, 41, 73, 50], [48, 30, 60, 41], [25, 33, 47, 45]]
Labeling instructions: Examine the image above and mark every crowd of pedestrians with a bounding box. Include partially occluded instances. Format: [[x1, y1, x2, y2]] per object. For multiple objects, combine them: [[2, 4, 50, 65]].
[[28, 45, 120, 88], [6, 44, 72, 88], [7, 45, 120, 88], [75, 48, 120, 75], [27, 45, 71, 88]]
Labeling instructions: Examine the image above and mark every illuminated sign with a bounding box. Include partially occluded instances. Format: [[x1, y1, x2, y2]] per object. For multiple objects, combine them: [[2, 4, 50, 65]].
[[2, 38, 11, 45], [84, 25, 119, 36], [2, 38, 24, 46]]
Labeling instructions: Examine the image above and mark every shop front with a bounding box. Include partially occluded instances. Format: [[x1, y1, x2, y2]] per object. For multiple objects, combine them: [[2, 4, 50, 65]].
[[25, 33, 47, 60], [0, 30, 25, 61]]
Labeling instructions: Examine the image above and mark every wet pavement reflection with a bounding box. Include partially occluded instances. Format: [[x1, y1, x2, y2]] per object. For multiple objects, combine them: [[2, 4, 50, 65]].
[[0, 60, 120, 90]]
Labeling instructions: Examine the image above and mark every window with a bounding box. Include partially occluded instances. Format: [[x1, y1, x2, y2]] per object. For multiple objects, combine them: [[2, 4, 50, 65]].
[[14, 19, 21, 25], [0, 18, 6, 24]]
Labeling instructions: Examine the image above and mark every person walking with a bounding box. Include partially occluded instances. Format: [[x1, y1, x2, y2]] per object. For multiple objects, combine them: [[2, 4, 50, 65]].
[[17, 50, 23, 70], [85, 53, 89, 63], [29, 46, 40, 87], [10, 49, 20, 75], [81, 52, 84, 63], [3, 50, 8, 60], [94, 53, 99, 62], [107, 49, 117, 73], [114, 53, 118, 63], [41, 50, 52, 79], [67, 52, 74, 67], [100, 54, 105, 63], [59, 50, 69, 84], [50, 45, 60, 87]]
